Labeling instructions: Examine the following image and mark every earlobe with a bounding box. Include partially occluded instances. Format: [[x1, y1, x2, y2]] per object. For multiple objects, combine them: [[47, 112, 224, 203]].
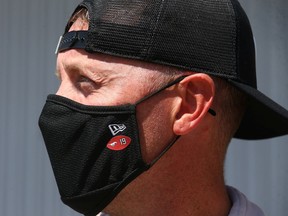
[[173, 74, 215, 135]]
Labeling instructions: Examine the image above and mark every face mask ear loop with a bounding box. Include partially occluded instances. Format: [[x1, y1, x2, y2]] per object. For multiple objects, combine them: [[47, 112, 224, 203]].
[[147, 135, 181, 168], [133, 76, 186, 168], [135, 76, 188, 106]]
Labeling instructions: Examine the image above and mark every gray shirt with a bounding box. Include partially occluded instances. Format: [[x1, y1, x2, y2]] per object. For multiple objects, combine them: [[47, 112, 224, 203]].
[[227, 186, 265, 216]]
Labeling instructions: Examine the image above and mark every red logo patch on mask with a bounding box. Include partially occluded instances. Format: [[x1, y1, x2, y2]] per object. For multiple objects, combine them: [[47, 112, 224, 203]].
[[107, 135, 132, 151]]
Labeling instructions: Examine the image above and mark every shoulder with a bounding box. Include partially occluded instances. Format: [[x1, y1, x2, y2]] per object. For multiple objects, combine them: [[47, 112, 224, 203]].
[[226, 186, 265, 216]]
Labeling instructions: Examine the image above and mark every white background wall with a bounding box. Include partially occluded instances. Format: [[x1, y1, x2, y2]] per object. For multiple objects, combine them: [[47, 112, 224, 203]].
[[0, 0, 287, 215]]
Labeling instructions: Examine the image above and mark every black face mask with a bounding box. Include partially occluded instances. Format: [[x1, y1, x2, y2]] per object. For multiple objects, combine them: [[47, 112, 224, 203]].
[[38, 76, 187, 216]]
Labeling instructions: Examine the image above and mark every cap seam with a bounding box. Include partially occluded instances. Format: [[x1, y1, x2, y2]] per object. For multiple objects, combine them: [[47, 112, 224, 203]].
[[144, 0, 166, 59], [230, 0, 241, 80]]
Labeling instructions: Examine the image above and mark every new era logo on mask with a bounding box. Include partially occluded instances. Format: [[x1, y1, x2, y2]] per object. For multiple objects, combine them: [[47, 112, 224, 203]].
[[108, 124, 127, 136]]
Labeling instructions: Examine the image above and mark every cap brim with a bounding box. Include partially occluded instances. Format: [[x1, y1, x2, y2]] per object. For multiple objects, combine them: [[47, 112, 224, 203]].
[[228, 80, 288, 140]]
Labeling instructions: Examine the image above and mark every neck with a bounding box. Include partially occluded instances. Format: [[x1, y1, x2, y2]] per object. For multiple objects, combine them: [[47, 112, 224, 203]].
[[103, 136, 231, 216]]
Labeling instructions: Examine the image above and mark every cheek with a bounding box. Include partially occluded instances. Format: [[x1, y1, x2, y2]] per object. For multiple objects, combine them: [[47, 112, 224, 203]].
[[137, 98, 175, 164]]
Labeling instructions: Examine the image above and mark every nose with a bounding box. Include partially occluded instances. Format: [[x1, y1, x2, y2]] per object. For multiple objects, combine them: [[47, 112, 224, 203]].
[[56, 78, 94, 106], [55, 81, 65, 96], [56, 80, 73, 99], [55, 74, 80, 103]]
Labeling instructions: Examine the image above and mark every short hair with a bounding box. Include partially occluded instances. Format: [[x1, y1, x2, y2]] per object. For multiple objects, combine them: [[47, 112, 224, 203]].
[[212, 76, 247, 146], [67, 7, 90, 31]]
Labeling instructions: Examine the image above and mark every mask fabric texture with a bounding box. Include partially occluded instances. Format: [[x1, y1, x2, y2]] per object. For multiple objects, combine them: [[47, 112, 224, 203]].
[[38, 77, 185, 215]]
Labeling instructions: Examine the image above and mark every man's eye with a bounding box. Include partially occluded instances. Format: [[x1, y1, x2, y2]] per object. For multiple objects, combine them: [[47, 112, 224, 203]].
[[76, 75, 99, 95], [78, 75, 91, 83]]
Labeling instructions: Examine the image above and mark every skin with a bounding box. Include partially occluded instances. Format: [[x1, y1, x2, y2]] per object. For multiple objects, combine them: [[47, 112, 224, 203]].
[[55, 14, 231, 216]]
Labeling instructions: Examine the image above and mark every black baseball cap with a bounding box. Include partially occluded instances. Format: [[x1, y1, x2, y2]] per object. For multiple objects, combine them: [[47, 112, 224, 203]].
[[56, 0, 288, 140]]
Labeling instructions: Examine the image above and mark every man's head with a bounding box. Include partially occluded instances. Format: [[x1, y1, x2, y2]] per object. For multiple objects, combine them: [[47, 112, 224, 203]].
[[57, 6, 247, 158], [57, 0, 288, 139], [39, 0, 288, 215]]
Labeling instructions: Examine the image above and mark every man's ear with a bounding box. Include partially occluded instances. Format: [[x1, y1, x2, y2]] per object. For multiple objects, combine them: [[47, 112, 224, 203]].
[[173, 73, 215, 135]]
